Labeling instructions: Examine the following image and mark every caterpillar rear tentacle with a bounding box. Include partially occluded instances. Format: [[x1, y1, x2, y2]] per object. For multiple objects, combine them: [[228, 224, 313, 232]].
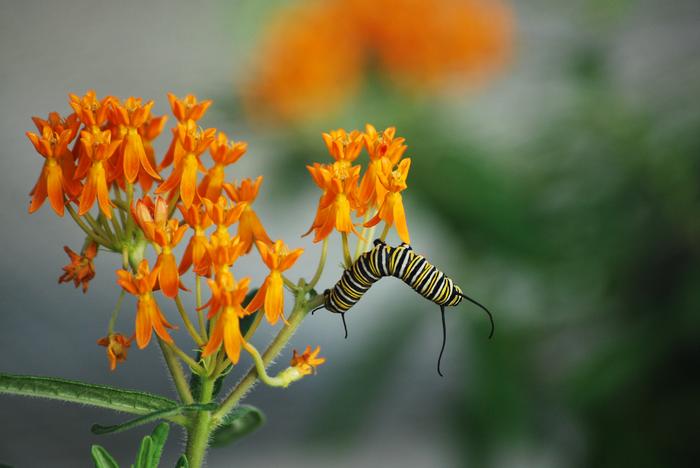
[[315, 239, 494, 375]]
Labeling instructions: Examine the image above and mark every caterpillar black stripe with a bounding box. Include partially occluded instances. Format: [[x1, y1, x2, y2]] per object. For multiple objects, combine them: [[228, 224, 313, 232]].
[[314, 239, 494, 376]]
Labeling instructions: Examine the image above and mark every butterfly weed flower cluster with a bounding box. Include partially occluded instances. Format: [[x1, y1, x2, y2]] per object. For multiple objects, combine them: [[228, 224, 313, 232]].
[[11, 90, 490, 467]]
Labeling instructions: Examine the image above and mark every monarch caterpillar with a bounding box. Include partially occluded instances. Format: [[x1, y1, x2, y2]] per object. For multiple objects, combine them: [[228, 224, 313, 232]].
[[313, 239, 494, 376]]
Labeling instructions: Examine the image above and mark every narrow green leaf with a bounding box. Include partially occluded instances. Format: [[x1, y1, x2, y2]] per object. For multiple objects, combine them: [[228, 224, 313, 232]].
[[210, 405, 265, 448], [0, 373, 177, 416], [134, 436, 152, 468], [91, 403, 216, 435], [91, 445, 119, 468], [148, 423, 170, 467], [175, 455, 188, 468]]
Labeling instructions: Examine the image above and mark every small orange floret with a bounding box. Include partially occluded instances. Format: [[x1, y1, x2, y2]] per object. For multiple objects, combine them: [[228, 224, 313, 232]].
[[247, 240, 303, 325], [157, 121, 216, 209], [290, 345, 325, 376], [179, 203, 213, 276], [97, 333, 132, 371], [109, 96, 161, 184], [58, 242, 98, 293], [76, 129, 121, 218], [304, 161, 362, 242], [116, 260, 176, 349], [365, 157, 411, 243], [202, 277, 254, 364], [223, 176, 271, 253], [199, 132, 248, 201], [132, 197, 188, 298], [26, 126, 78, 216]]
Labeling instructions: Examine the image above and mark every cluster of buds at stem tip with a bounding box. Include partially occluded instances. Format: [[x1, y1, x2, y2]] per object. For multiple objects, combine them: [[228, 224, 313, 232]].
[[27, 91, 325, 381]]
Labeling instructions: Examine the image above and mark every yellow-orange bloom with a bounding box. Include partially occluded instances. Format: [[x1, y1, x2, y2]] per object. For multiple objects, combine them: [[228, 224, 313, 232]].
[[358, 124, 406, 213], [137, 114, 168, 192], [156, 120, 216, 209], [97, 333, 132, 371], [247, 240, 303, 325], [305, 162, 361, 242], [199, 132, 247, 201], [223, 176, 271, 253], [75, 129, 121, 218], [110, 97, 161, 183], [202, 276, 254, 364], [133, 197, 188, 298], [178, 203, 213, 276], [58, 242, 98, 293], [203, 195, 245, 248], [365, 158, 411, 243], [290, 345, 325, 376], [26, 126, 78, 216], [116, 260, 175, 349], [69, 90, 112, 128], [322, 129, 363, 164], [160, 93, 213, 170]]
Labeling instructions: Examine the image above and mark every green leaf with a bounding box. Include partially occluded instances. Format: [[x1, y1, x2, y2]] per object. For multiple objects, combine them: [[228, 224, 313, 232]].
[[134, 436, 152, 468], [91, 445, 119, 468], [174, 456, 188, 468], [0, 373, 177, 416], [148, 423, 170, 467], [91, 403, 216, 435], [210, 405, 265, 448]]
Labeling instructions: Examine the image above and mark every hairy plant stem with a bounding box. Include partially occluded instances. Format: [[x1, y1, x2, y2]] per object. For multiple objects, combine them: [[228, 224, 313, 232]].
[[185, 376, 214, 468], [157, 338, 194, 405]]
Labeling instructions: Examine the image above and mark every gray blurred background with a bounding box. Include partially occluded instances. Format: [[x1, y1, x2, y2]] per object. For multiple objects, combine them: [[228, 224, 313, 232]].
[[2, 0, 699, 467]]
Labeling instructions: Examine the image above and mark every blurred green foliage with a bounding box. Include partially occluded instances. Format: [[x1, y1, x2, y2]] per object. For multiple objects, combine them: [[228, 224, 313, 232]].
[[253, 39, 700, 467]]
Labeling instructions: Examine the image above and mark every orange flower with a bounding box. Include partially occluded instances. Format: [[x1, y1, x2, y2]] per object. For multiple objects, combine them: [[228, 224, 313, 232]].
[[358, 124, 406, 213], [322, 129, 363, 164], [178, 203, 213, 276], [202, 277, 254, 364], [365, 158, 411, 243], [199, 132, 248, 201], [203, 195, 245, 248], [97, 333, 132, 371], [160, 93, 213, 170], [132, 197, 188, 298], [75, 129, 121, 218], [156, 120, 216, 209], [304, 162, 362, 242], [58, 242, 98, 293], [247, 240, 303, 325], [69, 90, 112, 128], [290, 345, 325, 376], [137, 114, 168, 192], [223, 176, 271, 253], [116, 260, 175, 349], [110, 97, 161, 183], [26, 125, 79, 216]]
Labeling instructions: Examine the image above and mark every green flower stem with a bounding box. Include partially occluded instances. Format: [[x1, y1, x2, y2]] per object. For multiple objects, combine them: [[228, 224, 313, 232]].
[[125, 182, 135, 239], [175, 295, 205, 346], [107, 290, 126, 334], [165, 341, 205, 375], [157, 338, 194, 405], [66, 204, 111, 246], [185, 376, 215, 468], [379, 223, 391, 242], [195, 275, 207, 341], [308, 237, 328, 289], [85, 212, 114, 244], [211, 291, 325, 424], [341, 232, 352, 268]]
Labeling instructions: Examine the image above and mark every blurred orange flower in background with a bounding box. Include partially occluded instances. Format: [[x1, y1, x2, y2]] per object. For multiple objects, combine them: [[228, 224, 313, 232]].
[[245, 0, 513, 122]]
